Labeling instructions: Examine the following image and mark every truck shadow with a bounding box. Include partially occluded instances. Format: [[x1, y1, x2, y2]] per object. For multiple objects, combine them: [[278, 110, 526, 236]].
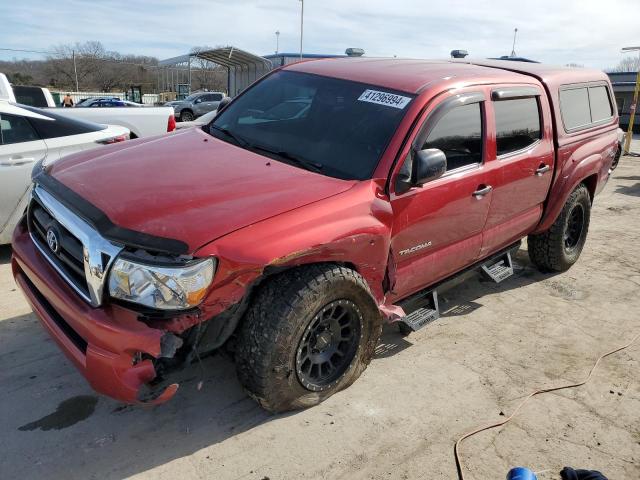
[[0, 311, 280, 479], [375, 247, 559, 358], [0, 248, 556, 479], [614, 182, 640, 197]]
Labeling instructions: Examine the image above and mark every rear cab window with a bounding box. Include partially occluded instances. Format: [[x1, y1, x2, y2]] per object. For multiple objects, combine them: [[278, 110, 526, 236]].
[[559, 83, 614, 132]]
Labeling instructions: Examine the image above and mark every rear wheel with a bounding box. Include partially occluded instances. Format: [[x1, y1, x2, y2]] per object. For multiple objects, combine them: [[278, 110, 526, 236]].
[[235, 264, 382, 412], [528, 184, 591, 272], [180, 110, 194, 122]]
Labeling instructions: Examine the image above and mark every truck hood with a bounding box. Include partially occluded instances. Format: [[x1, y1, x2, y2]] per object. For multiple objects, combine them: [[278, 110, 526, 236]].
[[46, 128, 356, 253]]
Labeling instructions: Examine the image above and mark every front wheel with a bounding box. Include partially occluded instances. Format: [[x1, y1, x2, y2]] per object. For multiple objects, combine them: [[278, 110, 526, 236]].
[[235, 264, 382, 412], [528, 184, 591, 272]]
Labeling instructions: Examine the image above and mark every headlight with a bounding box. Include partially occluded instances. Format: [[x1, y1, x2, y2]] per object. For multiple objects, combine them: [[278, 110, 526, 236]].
[[108, 257, 215, 310]]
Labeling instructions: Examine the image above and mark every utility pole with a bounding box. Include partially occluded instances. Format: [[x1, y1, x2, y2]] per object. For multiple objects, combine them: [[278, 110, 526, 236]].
[[299, 0, 304, 60], [72, 49, 79, 92], [622, 46, 640, 154], [275, 30, 280, 54], [510, 28, 518, 57]]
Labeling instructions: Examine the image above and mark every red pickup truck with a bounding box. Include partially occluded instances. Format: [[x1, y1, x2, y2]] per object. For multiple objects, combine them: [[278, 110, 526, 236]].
[[12, 58, 619, 412]]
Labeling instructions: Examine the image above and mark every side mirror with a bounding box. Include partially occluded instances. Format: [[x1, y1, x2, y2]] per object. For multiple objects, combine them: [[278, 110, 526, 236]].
[[217, 96, 232, 113], [414, 148, 447, 185]]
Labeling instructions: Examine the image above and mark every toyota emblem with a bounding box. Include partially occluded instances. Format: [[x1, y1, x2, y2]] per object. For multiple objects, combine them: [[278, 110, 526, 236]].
[[46, 229, 59, 254]]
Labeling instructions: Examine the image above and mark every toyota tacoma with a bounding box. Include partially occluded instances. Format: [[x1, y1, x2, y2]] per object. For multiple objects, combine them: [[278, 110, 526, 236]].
[[12, 58, 619, 411]]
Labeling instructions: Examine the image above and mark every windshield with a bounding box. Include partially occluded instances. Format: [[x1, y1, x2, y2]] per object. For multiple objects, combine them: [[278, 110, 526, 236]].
[[209, 71, 414, 180]]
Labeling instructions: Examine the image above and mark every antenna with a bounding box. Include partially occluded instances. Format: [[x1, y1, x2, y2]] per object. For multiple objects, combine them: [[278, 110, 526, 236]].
[[511, 28, 518, 57]]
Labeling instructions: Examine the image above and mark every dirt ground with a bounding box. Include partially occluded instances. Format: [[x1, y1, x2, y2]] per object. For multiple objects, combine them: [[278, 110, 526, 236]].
[[1, 142, 639, 480]]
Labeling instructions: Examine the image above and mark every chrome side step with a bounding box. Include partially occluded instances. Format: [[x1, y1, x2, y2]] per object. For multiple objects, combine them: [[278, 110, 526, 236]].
[[399, 290, 439, 332], [480, 251, 514, 283], [394, 241, 521, 334]]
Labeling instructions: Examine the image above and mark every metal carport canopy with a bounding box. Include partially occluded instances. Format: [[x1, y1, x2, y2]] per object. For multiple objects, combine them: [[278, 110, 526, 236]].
[[195, 46, 273, 96], [194, 46, 272, 69]]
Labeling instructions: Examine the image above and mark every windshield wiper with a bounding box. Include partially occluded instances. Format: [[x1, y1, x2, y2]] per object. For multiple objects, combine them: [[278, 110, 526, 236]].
[[209, 124, 248, 148], [247, 144, 323, 173], [209, 126, 322, 173]]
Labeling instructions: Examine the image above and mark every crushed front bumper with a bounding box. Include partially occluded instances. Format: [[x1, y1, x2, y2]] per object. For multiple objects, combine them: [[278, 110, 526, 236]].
[[11, 221, 178, 404]]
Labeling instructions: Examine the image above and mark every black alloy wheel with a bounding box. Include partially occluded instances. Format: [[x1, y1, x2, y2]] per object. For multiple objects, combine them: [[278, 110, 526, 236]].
[[564, 204, 585, 252], [295, 299, 362, 392]]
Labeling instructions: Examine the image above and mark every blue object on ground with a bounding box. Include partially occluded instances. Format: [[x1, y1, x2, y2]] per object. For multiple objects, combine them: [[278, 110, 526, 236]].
[[506, 467, 538, 480]]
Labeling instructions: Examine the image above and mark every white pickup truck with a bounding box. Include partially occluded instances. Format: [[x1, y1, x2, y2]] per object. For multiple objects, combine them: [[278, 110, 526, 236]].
[[7, 78, 176, 138], [52, 106, 176, 138]]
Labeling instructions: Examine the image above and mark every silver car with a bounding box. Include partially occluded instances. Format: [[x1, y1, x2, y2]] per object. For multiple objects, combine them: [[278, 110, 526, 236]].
[[165, 92, 225, 121]]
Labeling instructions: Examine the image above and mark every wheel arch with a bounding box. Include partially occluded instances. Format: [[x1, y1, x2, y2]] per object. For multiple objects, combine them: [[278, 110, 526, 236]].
[[581, 173, 598, 203]]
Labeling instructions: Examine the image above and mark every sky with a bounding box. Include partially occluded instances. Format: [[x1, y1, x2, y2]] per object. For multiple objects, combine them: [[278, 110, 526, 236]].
[[1, 0, 638, 69]]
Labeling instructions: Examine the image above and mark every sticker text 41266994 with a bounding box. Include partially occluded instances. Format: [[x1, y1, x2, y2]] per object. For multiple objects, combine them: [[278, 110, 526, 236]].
[[357, 89, 412, 109]]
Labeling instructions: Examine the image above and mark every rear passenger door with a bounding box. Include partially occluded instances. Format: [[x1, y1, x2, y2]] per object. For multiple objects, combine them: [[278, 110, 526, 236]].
[[480, 86, 555, 256], [389, 91, 493, 300]]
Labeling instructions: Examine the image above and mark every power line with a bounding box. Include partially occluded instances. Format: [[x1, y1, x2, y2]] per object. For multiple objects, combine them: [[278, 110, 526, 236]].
[[0, 47, 56, 55]]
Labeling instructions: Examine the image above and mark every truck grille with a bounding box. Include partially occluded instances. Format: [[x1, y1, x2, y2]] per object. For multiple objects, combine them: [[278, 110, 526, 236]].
[[28, 196, 90, 298], [27, 185, 123, 307]]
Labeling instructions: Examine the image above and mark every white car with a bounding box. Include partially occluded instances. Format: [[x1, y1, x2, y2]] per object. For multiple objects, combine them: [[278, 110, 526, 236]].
[[0, 100, 130, 244], [174, 108, 218, 129]]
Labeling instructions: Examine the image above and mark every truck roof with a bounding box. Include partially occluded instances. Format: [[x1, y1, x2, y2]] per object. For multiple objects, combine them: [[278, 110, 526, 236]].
[[285, 57, 609, 95]]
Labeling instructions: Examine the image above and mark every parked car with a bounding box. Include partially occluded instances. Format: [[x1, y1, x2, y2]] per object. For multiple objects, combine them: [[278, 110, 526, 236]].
[[12, 58, 619, 411], [0, 100, 129, 244], [77, 98, 143, 108], [165, 91, 225, 121]]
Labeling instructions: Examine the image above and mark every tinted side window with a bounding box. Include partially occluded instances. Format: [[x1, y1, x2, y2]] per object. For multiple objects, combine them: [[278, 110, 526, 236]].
[[589, 86, 613, 122], [13, 86, 48, 108], [0, 114, 40, 145], [212, 93, 223, 101], [494, 97, 541, 156], [422, 102, 483, 171], [560, 88, 591, 130], [19, 105, 104, 138]]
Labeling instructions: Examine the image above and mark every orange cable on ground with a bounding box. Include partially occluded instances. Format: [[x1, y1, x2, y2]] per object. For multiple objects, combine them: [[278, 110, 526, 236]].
[[454, 331, 640, 480]]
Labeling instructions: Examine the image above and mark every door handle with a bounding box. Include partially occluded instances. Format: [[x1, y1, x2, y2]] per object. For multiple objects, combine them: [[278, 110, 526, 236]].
[[0, 157, 35, 166], [535, 164, 550, 176], [472, 185, 492, 198]]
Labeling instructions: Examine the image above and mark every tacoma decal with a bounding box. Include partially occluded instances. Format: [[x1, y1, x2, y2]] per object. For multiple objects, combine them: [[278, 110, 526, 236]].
[[399, 241, 432, 256]]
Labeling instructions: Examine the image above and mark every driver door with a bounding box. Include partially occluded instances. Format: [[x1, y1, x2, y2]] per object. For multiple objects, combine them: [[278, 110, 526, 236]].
[[0, 113, 47, 239], [388, 91, 494, 301]]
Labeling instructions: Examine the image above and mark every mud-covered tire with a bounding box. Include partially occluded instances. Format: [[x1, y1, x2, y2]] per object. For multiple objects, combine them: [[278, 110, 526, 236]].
[[528, 184, 591, 272], [180, 110, 194, 122], [235, 264, 382, 413]]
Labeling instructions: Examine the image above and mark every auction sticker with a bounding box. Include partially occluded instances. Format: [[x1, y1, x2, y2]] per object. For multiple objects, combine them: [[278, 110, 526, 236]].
[[358, 89, 411, 109]]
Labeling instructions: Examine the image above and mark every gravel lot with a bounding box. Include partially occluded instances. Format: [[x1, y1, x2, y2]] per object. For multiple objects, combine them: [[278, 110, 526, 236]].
[[1, 142, 639, 480]]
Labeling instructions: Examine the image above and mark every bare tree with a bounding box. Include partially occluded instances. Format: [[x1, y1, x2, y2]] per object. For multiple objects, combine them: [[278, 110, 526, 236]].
[[608, 56, 640, 73], [189, 45, 228, 92]]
